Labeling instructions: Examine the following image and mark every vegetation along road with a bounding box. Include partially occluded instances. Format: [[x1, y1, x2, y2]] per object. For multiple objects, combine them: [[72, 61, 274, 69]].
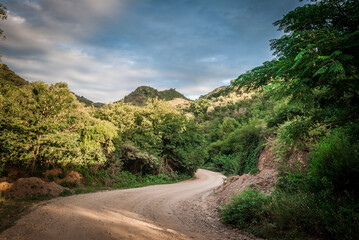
[[0, 170, 252, 240]]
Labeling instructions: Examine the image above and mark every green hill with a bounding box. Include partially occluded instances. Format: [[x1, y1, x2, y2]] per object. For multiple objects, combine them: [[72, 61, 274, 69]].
[[0, 64, 29, 87], [122, 86, 188, 106], [75, 95, 104, 108], [200, 83, 241, 100]]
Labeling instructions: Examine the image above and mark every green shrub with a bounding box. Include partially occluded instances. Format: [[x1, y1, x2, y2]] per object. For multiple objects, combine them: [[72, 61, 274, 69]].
[[267, 191, 322, 238], [308, 129, 359, 197], [276, 168, 309, 193], [59, 189, 73, 197], [60, 181, 80, 188], [220, 189, 270, 229], [212, 154, 240, 176]]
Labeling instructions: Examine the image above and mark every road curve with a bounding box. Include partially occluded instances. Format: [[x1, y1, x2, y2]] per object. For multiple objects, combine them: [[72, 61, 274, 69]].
[[0, 169, 230, 240]]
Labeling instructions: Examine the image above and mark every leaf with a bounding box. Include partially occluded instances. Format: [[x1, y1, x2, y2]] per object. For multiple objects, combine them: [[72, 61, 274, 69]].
[[314, 66, 329, 76], [329, 50, 342, 58], [318, 55, 330, 60], [329, 61, 344, 73], [294, 49, 307, 61]]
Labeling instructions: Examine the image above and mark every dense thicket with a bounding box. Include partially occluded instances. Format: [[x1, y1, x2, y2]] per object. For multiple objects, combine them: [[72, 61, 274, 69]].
[[0, 70, 118, 174], [92, 100, 205, 175], [186, 90, 273, 176]]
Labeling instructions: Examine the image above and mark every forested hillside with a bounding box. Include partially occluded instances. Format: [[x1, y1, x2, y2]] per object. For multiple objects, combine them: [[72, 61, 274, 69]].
[[75, 95, 104, 108], [0, 64, 205, 192], [122, 86, 188, 106]]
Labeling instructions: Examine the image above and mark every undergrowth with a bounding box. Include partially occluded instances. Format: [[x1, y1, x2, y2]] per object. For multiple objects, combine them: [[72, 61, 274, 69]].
[[220, 127, 359, 240]]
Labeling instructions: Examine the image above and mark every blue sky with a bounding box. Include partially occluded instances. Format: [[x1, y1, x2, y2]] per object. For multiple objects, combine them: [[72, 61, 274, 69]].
[[0, 0, 304, 102]]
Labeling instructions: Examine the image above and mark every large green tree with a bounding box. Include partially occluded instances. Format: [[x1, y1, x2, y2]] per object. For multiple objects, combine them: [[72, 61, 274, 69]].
[[0, 76, 118, 173], [234, 0, 359, 142]]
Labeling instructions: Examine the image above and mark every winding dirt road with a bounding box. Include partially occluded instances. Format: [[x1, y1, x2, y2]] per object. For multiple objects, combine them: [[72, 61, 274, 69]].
[[0, 169, 252, 240]]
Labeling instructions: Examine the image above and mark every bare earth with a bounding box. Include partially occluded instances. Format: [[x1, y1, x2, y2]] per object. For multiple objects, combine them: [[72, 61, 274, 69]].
[[0, 169, 255, 240]]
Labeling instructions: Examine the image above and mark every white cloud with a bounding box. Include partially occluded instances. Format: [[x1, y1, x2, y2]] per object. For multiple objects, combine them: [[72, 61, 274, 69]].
[[23, 0, 42, 11], [1, 0, 297, 102], [197, 55, 227, 63]]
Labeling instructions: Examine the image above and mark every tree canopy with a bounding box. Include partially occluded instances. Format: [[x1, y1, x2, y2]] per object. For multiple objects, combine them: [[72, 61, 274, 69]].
[[0, 3, 6, 40], [234, 0, 359, 143]]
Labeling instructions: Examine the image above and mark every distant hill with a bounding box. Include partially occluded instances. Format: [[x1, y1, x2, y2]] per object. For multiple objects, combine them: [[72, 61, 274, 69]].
[[200, 84, 238, 100], [201, 83, 253, 101], [75, 95, 104, 108], [122, 86, 188, 106], [0, 64, 29, 86]]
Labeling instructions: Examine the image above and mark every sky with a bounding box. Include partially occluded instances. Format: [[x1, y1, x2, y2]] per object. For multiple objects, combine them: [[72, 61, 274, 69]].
[[0, 0, 304, 102]]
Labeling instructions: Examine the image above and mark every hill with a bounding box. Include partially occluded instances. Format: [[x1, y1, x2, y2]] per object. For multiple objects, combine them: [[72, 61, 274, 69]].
[[122, 86, 188, 106], [75, 95, 104, 108], [0, 64, 29, 87], [200, 83, 253, 102]]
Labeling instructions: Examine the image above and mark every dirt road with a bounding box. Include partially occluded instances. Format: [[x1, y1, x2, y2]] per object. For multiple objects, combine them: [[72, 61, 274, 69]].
[[0, 169, 252, 240]]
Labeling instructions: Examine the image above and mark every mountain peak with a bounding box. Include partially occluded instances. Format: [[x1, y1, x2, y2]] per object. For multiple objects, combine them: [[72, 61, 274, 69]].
[[122, 86, 188, 106]]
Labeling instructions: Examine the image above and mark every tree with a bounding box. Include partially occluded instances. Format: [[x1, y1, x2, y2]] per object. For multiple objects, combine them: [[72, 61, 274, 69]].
[[0, 77, 118, 173], [0, 2, 6, 39], [0, 2, 7, 61], [234, 0, 359, 142]]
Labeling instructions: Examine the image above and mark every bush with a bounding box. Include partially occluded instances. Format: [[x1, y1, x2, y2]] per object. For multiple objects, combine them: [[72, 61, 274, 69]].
[[308, 129, 359, 197], [212, 154, 240, 176], [220, 189, 270, 229]]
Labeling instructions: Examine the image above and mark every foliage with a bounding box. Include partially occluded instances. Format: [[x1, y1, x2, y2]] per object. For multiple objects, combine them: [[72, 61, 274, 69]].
[[189, 98, 211, 118], [77, 167, 190, 190], [207, 120, 264, 175], [209, 120, 263, 156], [218, 1, 359, 239], [218, 117, 239, 138], [200, 85, 237, 100], [212, 154, 240, 176], [0, 78, 119, 174], [75, 95, 104, 108], [93, 99, 205, 175], [308, 127, 359, 197], [122, 86, 188, 106], [234, 0, 359, 144], [0, 2, 6, 40], [220, 189, 270, 229], [120, 142, 161, 175], [0, 65, 28, 86], [226, 125, 359, 240]]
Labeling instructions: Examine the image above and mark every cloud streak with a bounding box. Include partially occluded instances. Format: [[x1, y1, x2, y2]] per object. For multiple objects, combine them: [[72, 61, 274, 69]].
[[0, 0, 303, 102]]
